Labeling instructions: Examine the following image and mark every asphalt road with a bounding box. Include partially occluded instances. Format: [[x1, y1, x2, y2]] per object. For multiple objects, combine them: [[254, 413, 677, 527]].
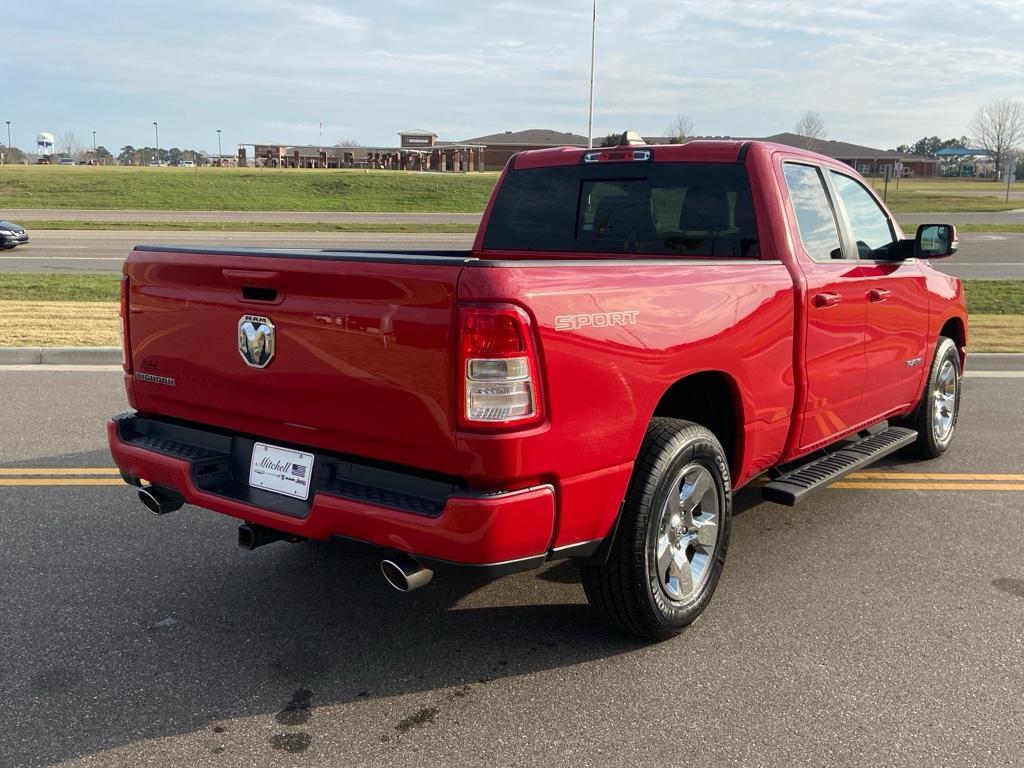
[[1, 363, 1022, 766], [1, 229, 1021, 278]]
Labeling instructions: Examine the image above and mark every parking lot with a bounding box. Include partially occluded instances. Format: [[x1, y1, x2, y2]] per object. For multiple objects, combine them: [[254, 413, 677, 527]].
[[2, 359, 1022, 767]]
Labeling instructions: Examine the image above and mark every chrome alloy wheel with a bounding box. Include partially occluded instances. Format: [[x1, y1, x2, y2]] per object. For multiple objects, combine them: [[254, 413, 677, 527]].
[[932, 359, 958, 443], [651, 463, 720, 604]]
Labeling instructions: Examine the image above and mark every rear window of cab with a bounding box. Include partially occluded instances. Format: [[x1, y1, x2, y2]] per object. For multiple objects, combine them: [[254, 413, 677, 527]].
[[482, 162, 759, 258]]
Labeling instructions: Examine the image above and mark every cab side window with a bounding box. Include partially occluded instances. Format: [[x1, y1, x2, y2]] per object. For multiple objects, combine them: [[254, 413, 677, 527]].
[[829, 172, 897, 260], [782, 163, 844, 262]]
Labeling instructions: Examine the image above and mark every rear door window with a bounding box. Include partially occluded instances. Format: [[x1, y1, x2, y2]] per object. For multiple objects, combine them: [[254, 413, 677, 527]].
[[782, 163, 844, 262], [483, 162, 760, 257]]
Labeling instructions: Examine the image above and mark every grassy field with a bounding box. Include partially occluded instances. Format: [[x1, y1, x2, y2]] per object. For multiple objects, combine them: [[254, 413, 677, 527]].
[[0, 274, 1021, 350], [0, 165, 499, 212], [2, 274, 1021, 312], [19, 219, 479, 233], [1, 165, 1020, 214], [879, 189, 1020, 213]]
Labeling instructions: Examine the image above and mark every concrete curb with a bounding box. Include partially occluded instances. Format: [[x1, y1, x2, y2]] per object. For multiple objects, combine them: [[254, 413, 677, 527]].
[[0, 347, 121, 365]]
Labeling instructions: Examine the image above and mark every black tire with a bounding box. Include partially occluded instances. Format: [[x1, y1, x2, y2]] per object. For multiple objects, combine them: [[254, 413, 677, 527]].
[[899, 336, 961, 459], [581, 418, 732, 641]]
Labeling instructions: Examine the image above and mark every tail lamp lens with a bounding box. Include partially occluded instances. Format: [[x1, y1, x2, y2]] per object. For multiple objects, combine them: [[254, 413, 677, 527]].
[[459, 306, 542, 427], [119, 275, 132, 372]]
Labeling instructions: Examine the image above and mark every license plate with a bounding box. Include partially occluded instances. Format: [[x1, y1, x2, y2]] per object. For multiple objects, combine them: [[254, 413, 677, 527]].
[[249, 443, 314, 501]]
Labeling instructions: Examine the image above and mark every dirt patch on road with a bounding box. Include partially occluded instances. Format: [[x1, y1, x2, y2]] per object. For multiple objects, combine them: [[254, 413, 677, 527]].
[[0, 301, 119, 346]]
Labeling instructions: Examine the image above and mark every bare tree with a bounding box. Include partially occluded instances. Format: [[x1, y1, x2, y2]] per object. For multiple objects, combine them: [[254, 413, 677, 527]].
[[335, 138, 361, 147], [794, 111, 827, 150], [58, 132, 84, 159], [969, 99, 1024, 180], [666, 113, 695, 144]]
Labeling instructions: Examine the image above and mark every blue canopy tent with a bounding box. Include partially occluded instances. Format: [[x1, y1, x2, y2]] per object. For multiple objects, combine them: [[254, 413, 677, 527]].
[[933, 147, 995, 177]]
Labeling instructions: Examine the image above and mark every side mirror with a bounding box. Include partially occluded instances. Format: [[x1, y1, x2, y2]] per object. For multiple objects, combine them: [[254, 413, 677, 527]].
[[915, 223, 958, 259]]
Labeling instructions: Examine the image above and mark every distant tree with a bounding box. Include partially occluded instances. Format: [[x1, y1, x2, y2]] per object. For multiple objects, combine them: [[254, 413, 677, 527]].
[[666, 113, 695, 144], [183, 149, 207, 165], [895, 136, 971, 156], [94, 146, 113, 164], [58, 132, 84, 159], [168, 147, 184, 166], [794, 111, 827, 150], [969, 99, 1024, 179], [600, 132, 624, 147], [1, 145, 26, 163], [117, 145, 136, 165], [335, 138, 361, 147]]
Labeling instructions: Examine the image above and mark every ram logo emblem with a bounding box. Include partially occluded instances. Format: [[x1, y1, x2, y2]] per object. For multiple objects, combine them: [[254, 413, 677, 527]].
[[238, 315, 275, 368]]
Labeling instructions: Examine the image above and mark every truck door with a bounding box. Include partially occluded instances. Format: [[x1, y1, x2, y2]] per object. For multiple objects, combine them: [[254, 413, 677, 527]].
[[827, 171, 929, 421], [781, 162, 869, 452]]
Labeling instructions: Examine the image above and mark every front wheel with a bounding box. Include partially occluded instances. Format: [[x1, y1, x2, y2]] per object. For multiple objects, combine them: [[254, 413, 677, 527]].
[[581, 418, 732, 641], [900, 336, 962, 459]]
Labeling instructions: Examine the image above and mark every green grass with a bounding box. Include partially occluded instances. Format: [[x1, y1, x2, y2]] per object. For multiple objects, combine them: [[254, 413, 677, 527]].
[[3, 273, 1021, 314], [963, 280, 1024, 314], [0, 273, 120, 302], [21, 219, 479, 233], [1, 165, 1020, 215], [940, 223, 1024, 234], [881, 190, 1021, 213], [0, 165, 499, 212]]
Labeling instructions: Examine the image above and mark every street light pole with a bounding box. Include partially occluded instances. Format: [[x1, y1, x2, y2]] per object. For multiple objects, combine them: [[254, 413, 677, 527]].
[[4, 121, 10, 164], [217, 129, 222, 165], [153, 122, 159, 164]]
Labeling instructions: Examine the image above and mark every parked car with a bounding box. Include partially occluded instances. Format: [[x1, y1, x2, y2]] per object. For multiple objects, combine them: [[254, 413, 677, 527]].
[[0, 221, 28, 249], [57, 158, 75, 166], [108, 137, 966, 640], [181, 161, 196, 168]]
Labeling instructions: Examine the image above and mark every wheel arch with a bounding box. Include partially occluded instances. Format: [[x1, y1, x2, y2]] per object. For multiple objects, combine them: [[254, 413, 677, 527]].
[[938, 316, 967, 368], [650, 370, 744, 479]]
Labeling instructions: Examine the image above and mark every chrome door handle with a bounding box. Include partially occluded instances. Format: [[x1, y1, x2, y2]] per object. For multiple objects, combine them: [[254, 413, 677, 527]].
[[813, 292, 842, 308]]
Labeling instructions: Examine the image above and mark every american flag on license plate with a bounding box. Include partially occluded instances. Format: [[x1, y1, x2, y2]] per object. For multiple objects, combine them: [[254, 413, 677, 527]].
[[290, 463, 308, 479]]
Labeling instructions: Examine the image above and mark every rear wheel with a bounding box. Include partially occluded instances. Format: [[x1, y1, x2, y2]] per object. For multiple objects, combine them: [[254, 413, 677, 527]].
[[901, 336, 961, 459], [581, 418, 732, 641]]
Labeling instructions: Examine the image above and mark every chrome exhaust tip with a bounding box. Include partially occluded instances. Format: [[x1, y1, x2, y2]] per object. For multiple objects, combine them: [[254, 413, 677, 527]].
[[138, 485, 185, 515], [381, 553, 434, 592]]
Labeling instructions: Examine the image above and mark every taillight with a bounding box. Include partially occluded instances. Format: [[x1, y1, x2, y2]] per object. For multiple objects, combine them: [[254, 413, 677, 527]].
[[458, 305, 544, 429], [119, 274, 132, 373]]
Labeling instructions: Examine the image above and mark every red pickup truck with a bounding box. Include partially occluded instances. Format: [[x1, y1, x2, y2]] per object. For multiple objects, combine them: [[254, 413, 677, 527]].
[[108, 137, 966, 640]]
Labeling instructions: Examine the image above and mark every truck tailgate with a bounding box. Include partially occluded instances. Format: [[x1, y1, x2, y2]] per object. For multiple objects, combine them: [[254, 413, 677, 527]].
[[124, 247, 470, 477]]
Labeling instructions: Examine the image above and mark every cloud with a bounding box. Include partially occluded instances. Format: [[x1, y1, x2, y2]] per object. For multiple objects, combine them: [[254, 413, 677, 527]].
[[2, 0, 1021, 151]]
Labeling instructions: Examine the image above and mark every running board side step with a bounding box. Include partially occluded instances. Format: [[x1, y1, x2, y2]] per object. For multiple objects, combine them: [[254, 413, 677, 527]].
[[762, 427, 918, 506]]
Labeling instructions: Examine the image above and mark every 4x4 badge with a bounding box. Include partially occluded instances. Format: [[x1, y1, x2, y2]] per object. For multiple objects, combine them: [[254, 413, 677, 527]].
[[238, 315, 275, 368]]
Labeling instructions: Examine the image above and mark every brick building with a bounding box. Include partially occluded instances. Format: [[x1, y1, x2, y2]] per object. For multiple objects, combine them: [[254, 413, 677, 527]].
[[460, 129, 590, 169]]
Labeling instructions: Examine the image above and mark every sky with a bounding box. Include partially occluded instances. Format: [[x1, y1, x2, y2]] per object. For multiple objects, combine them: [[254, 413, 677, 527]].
[[2, 0, 1023, 155]]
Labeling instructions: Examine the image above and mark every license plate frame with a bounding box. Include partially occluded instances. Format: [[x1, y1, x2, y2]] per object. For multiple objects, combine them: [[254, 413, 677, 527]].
[[248, 442, 314, 501]]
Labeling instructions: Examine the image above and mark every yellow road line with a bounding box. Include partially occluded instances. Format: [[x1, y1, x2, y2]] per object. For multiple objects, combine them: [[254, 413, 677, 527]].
[[832, 481, 1024, 491], [0, 468, 121, 476], [0, 478, 125, 486], [848, 472, 1024, 481]]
